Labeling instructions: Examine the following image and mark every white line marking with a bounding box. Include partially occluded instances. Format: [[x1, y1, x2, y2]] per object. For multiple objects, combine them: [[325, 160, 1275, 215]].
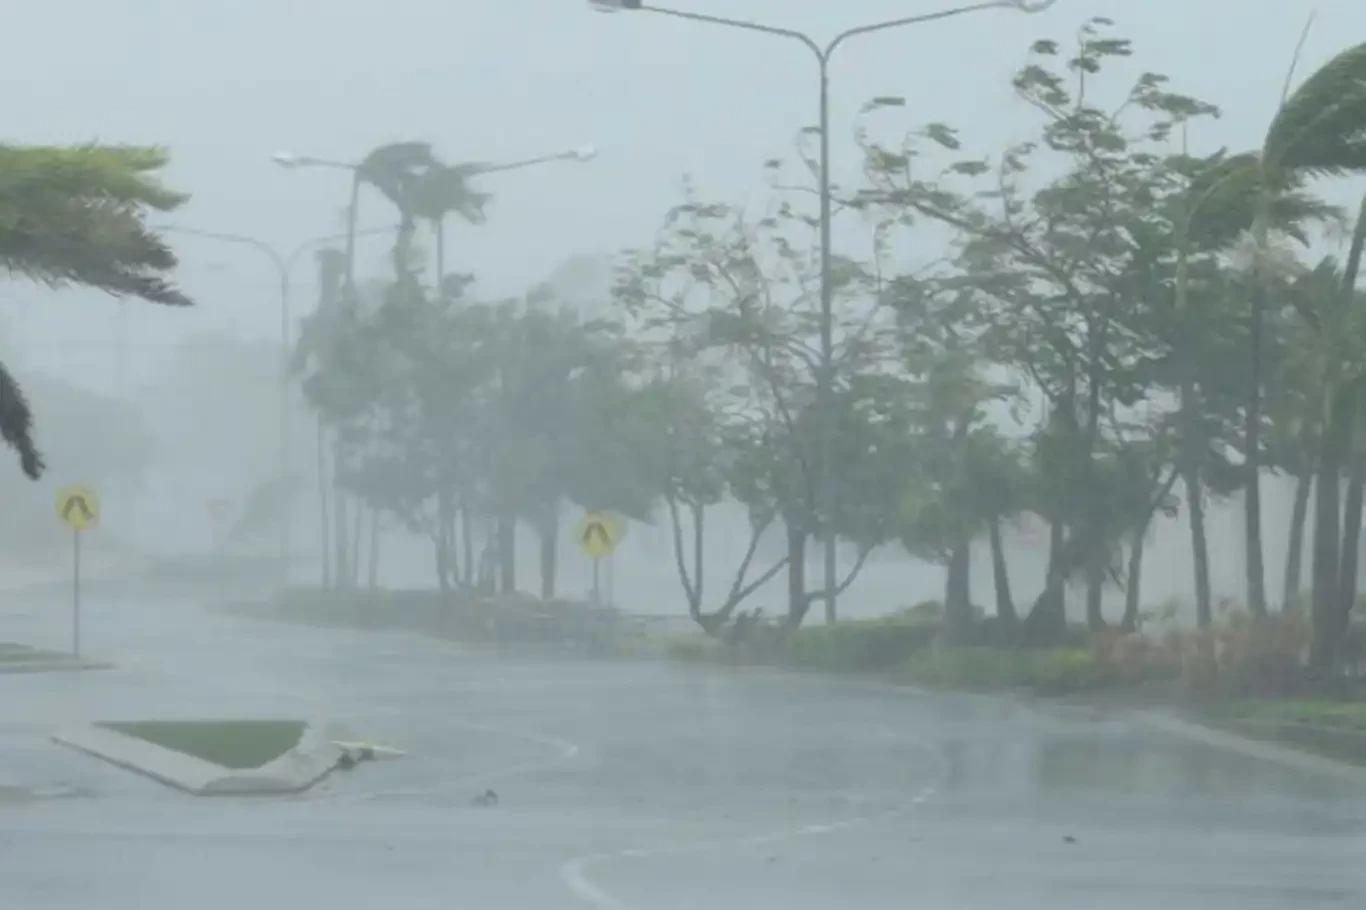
[[559, 735, 946, 910], [319, 721, 581, 805]]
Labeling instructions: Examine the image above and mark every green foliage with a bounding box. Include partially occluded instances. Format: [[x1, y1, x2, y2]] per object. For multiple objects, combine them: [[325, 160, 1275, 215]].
[[0, 142, 190, 479], [903, 646, 1109, 694], [100, 720, 304, 770], [785, 618, 937, 672], [1263, 41, 1366, 179]]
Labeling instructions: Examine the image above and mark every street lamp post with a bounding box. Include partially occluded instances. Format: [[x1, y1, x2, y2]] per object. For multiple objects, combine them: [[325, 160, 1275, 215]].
[[271, 144, 598, 290], [589, 0, 1055, 623], [155, 224, 397, 591]]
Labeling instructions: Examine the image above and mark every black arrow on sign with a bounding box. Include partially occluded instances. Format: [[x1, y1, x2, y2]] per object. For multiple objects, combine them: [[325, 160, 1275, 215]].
[[581, 521, 611, 547], [63, 496, 93, 523]]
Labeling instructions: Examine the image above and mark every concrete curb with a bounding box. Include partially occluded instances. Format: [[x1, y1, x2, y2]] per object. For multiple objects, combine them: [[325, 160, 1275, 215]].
[[52, 720, 351, 796], [1138, 710, 1366, 785], [0, 771, 31, 801], [0, 658, 114, 675]]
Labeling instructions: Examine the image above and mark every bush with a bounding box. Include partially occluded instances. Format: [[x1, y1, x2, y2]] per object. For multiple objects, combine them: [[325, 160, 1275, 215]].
[[664, 633, 727, 663], [785, 618, 938, 672], [903, 646, 1110, 694]]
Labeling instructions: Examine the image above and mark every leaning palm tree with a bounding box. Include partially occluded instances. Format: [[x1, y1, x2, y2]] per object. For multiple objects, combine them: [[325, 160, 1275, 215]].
[[1258, 39, 1366, 668], [0, 142, 191, 478], [410, 162, 490, 301], [1173, 34, 1366, 632]]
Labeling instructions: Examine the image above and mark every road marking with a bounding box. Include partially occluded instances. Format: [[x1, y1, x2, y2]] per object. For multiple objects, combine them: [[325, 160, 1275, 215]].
[[559, 730, 947, 910], [319, 721, 581, 805]]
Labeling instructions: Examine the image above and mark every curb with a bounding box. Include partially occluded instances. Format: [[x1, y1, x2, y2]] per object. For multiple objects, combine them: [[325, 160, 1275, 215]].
[[1138, 710, 1366, 785], [0, 658, 114, 675], [52, 720, 351, 796]]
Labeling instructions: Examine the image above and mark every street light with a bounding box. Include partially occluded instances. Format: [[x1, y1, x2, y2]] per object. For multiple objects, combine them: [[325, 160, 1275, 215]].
[[155, 223, 398, 591], [590, 0, 1057, 624], [272, 144, 599, 285]]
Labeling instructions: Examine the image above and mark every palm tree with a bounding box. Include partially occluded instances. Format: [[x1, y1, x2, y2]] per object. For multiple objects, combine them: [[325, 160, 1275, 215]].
[[1170, 38, 1366, 635], [0, 142, 190, 478], [1258, 40, 1366, 668]]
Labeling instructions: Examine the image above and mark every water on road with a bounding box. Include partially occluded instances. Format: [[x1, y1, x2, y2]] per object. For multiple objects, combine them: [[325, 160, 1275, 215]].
[[0, 591, 1363, 909]]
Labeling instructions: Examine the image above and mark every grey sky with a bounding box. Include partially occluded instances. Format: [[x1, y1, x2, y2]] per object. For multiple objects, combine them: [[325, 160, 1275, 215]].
[[5, 0, 1363, 605], [7, 0, 1363, 374]]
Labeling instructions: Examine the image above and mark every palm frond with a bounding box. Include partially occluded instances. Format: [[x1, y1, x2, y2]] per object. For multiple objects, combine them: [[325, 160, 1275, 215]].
[[356, 142, 441, 218], [410, 164, 491, 225], [0, 360, 42, 478], [1264, 41, 1366, 179], [0, 143, 192, 305]]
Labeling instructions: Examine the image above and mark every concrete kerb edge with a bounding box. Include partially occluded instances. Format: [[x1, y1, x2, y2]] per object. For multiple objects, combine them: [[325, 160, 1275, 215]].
[[0, 658, 114, 675], [52, 719, 352, 796], [1137, 709, 1366, 785]]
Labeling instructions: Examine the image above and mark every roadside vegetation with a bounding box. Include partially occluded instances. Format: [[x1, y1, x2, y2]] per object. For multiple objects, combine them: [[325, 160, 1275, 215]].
[[230, 23, 1366, 761]]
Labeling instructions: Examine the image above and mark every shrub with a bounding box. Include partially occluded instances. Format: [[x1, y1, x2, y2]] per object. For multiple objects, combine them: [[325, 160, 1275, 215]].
[[785, 618, 938, 672], [903, 646, 1110, 694], [664, 633, 727, 663]]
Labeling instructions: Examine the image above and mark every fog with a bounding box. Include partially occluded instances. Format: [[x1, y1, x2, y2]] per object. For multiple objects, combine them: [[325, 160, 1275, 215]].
[[6, 0, 1361, 622], [7, 5, 1366, 910]]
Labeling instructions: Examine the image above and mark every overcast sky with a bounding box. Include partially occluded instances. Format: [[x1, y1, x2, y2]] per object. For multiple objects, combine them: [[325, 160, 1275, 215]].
[[6, 0, 1362, 600], [7, 0, 1364, 383]]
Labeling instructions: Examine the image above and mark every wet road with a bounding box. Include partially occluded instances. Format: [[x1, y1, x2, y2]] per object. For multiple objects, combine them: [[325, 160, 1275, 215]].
[[1, 592, 1364, 909]]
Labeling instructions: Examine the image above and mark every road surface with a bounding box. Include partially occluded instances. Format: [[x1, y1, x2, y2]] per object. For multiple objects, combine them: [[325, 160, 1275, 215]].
[[0, 590, 1363, 909]]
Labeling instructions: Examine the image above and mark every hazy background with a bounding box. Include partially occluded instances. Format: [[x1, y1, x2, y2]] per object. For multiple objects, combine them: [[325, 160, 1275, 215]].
[[3, 0, 1359, 617]]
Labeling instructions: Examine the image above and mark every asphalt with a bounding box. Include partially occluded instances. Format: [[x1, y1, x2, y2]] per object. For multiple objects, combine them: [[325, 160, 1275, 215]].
[[0, 589, 1363, 909]]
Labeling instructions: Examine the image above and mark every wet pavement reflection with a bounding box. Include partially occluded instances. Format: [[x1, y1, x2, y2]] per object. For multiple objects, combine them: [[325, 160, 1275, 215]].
[[0, 591, 1362, 908]]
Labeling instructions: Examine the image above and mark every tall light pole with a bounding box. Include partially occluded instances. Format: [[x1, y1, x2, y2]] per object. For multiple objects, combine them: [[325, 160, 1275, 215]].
[[589, 0, 1056, 623], [155, 224, 397, 591], [271, 144, 598, 291]]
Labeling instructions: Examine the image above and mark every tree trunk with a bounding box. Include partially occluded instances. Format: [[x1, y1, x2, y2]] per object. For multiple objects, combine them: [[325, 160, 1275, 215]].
[[1338, 454, 1364, 630], [1243, 273, 1268, 617], [316, 418, 331, 589], [1023, 520, 1068, 643], [497, 510, 517, 595], [350, 501, 364, 588], [367, 508, 380, 590], [434, 533, 451, 595], [460, 504, 475, 588], [1283, 471, 1311, 610], [1311, 387, 1354, 668], [331, 439, 350, 591], [476, 519, 497, 594], [1186, 467, 1213, 629], [942, 542, 974, 645], [1121, 533, 1145, 633], [1312, 195, 1366, 668], [987, 518, 1017, 630], [538, 505, 559, 600], [784, 522, 808, 628], [1085, 545, 1106, 630]]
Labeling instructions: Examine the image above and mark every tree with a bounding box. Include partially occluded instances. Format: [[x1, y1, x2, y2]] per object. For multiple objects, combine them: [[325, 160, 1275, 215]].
[[0, 142, 191, 477], [857, 20, 1238, 641], [614, 181, 888, 629]]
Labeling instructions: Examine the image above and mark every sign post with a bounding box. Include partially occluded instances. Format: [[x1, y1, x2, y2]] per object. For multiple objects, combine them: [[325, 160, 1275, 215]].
[[56, 485, 99, 657], [574, 510, 623, 609]]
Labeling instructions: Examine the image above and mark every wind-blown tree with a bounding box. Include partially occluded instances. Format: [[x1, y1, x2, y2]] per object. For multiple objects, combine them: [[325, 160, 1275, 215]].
[[614, 181, 891, 629], [858, 20, 1344, 642], [857, 21, 1237, 641], [297, 247, 665, 600], [0, 142, 191, 476]]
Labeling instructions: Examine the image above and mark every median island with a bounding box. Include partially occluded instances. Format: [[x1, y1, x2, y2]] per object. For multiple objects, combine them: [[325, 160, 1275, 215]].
[[99, 720, 305, 770], [53, 718, 371, 795]]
